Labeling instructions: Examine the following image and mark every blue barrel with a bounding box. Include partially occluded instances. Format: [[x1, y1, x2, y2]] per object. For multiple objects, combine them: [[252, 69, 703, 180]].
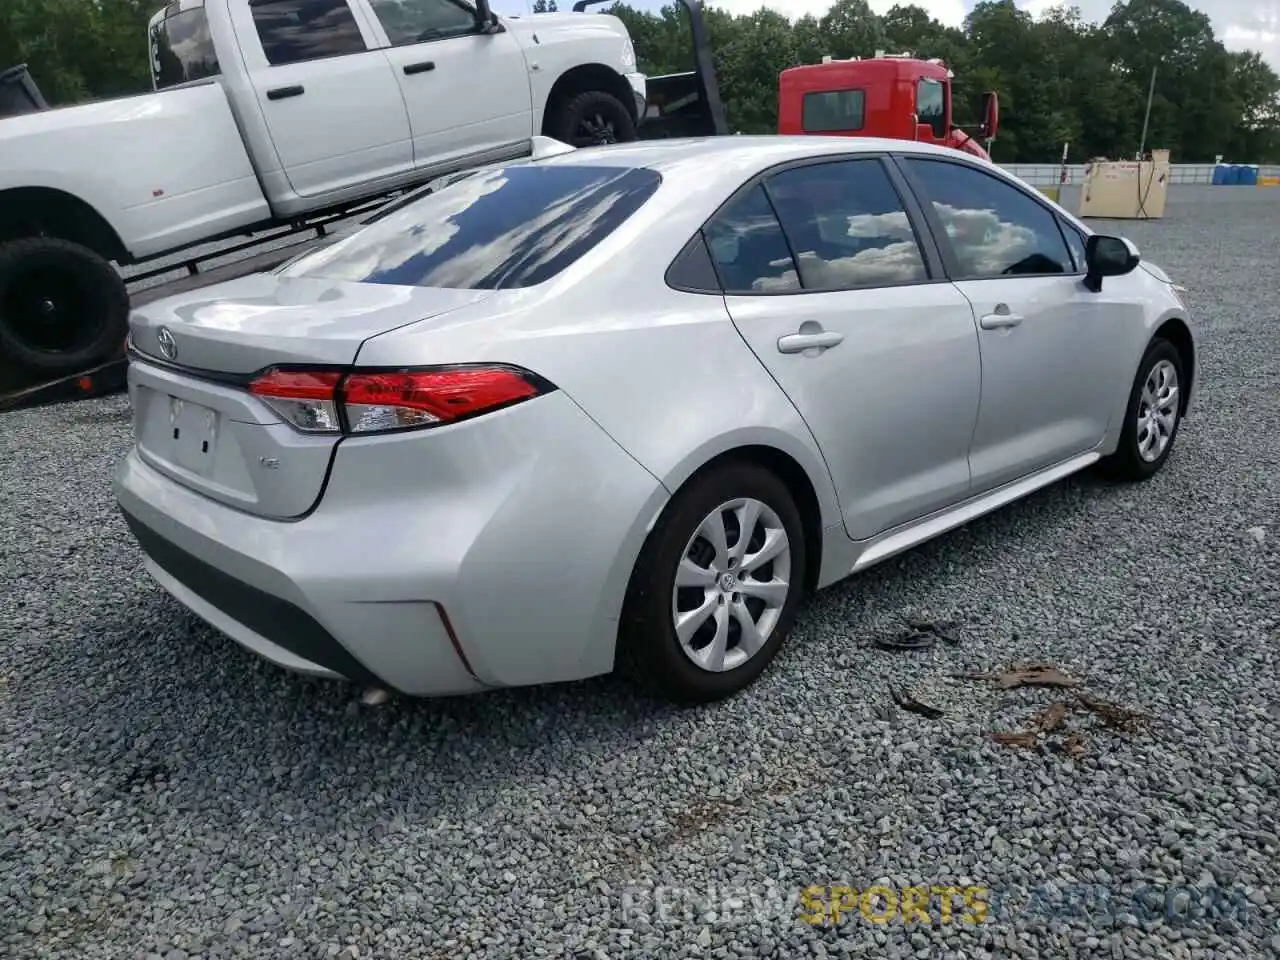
[[1212, 164, 1227, 185], [1240, 165, 1258, 186]]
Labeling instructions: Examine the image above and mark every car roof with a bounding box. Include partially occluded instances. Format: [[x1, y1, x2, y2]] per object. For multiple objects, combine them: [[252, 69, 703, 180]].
[[536, 134, 994, 178]]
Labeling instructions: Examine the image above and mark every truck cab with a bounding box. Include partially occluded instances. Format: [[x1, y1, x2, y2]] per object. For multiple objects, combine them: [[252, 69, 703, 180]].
[[778, 53, 998, 161]]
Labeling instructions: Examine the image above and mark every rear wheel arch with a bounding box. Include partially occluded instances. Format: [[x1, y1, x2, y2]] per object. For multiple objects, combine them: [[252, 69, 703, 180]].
[[658, 444, 825, 595], [0, 187, 129, 263]]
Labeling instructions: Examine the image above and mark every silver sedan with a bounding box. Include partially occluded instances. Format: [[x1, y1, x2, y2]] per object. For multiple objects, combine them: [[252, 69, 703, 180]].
[[114, 135, 1196, 703]]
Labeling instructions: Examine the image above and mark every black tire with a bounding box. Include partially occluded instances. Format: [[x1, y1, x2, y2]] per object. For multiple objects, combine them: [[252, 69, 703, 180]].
[[546, 89, 638, 147], [1097, 337, 1186, 481], [0, 236, 129, 376], [618, 461, 808, 704]]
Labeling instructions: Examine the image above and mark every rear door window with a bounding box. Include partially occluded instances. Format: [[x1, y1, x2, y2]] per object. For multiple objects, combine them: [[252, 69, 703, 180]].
[[702, 184, 801, 294], [283, 164, 662, 289], [802, 90, 865, 133], [764, 158, 930, 290], [151, 2, 221, 89]]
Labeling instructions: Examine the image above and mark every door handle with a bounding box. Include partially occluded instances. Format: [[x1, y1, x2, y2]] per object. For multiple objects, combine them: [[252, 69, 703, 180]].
[[979, 307, 1024, 330], [266, 85, 305, 100], [403, 61, 436, 75], [777, 330, 844, 354]]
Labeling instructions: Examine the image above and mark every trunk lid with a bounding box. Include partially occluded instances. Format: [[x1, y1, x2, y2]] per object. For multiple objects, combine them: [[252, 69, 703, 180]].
[[126, 274, 493, 519], [128, 273, 492, 375]]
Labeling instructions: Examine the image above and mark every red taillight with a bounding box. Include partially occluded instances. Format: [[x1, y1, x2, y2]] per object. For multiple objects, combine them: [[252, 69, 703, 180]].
[[249, 369, 343, 433], [342, 367, 541, 433], [246, 365, 549, 435]]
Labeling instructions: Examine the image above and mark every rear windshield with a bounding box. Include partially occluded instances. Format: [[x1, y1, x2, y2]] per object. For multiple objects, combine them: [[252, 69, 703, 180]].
[[281, 164, 662, 290], [151, 2, 221, 90], [802, 89, 865, 133]]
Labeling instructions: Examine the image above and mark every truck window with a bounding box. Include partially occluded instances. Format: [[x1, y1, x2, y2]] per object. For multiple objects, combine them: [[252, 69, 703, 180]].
[[281, 164, 662, 289], [765, 159, 929, 291], [901, 158, 1073, 279], [917, 78, 946, 139], [151, 3, 221, 90], [250, 0, 368, 66], [801, 90, 864, 134], [369, 0, 477, 45], [702, 185, 801, 294]]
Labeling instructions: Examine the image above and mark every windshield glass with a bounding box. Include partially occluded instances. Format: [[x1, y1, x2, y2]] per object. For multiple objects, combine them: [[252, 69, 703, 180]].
[[151, 2, 221, 90], [282, 164, 663, 290]]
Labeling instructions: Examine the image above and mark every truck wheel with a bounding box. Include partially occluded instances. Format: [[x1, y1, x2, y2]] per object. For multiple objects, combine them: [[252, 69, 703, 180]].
[[547, 90, 638, 147], [0, 237, 129, 377]]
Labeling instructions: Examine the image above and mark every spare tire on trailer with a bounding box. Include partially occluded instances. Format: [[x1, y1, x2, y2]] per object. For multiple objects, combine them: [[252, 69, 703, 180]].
[[0, 237, 130, 378]]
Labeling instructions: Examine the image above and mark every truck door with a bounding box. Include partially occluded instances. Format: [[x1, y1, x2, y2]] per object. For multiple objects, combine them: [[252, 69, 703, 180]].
[[361, 0, 533, 168], [230, 0, 415, 199]]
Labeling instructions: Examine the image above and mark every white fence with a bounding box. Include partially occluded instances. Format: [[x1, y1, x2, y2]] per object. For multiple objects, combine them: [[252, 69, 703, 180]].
[[1001, 163, 1280, 186]]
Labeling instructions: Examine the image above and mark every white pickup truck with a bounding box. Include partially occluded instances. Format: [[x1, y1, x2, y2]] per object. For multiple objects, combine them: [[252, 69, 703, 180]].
[[0, 0, 645, 380]]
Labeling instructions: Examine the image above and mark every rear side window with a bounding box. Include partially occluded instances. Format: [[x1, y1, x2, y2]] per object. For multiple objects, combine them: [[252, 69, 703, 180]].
[[284, 165, 662, 289], [765, 159, 929, 290], [151, 3, 221, 90], [802, 90, 864, 133], [250, 0, 367, 65], [703, 185, 800, 294]]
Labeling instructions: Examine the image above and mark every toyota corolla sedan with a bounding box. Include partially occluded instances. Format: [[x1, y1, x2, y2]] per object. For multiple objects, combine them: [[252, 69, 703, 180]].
[[114, 135, 1196, 704]]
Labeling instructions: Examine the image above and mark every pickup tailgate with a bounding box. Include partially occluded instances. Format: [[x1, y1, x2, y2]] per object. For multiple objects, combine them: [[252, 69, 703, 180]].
[[127, 274, 493, 518]]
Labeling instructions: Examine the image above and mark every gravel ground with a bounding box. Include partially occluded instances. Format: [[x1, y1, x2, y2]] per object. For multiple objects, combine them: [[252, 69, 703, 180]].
[[2, 185, 1277, 960]]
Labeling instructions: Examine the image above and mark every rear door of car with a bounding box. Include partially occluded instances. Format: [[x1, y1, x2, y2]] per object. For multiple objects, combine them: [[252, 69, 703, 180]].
[[891, 154, 1132, 495], [702, 154, 983, 542]]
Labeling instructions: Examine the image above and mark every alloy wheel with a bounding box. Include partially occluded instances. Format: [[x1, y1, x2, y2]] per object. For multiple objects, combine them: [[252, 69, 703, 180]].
[[1136, 358, 1179, 462], [671, 498, 792, 673]]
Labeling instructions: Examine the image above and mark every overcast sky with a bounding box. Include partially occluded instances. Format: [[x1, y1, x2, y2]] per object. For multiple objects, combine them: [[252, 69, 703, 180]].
[[492, 0, 1280, 68]]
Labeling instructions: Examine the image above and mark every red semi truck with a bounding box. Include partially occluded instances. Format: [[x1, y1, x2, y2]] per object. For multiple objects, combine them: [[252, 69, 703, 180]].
[[779, 52, 1000, 159]]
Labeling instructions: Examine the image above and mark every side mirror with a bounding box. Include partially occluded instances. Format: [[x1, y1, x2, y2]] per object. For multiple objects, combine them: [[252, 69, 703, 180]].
[[979, 91, 999, 140], [1083, 234, 1139, 292], [915, 122, 934, 142], [473, 0, 503, 32]]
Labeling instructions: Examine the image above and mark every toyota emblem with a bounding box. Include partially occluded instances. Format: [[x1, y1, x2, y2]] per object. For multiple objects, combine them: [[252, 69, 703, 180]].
[[156, 326, 177, 361]]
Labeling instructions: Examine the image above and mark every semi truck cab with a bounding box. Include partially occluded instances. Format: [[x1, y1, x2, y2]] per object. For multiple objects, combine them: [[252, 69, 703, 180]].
[[778, 52, 999, 161]]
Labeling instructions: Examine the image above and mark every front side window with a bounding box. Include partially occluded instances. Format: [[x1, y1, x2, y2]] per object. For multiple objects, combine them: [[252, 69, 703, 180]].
[[369, 0, 476, 45], [1059, 217, 1089, 273], [250, 0, 367, 66], [151, 4, 221, 90], [916, 78, 946, 138], [764, 159, 929, 291], [282, 164, 661, 289], [900, 158, 1074, 279], [702, 185, 800, 294], [802, 90, 865, 133]]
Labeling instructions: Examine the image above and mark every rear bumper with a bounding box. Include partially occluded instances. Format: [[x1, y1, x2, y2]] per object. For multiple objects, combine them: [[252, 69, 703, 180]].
[[113, 390, 668, 696]]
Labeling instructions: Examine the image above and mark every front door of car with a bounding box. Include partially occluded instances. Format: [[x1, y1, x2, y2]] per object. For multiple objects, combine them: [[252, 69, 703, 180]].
[[707, 157, 983, 542], [364, 0, 533, 168], [895, 155, 1125, 495], [233, 0, 415, 198]]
